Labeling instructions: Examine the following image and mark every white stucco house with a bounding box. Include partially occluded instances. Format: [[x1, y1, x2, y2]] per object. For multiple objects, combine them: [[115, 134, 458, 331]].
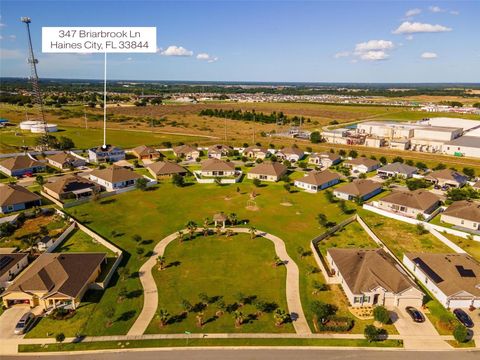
[[89, 166, 141, 191]]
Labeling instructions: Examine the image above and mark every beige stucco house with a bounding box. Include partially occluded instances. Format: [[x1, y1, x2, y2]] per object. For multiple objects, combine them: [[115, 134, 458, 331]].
[[440, 200, 480, 231]]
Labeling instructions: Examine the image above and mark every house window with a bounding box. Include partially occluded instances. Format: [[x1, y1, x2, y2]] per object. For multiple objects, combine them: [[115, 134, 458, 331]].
[[353, 296, 362, 304], [7, 205, 14, 211], [363, 295, 370, 302]]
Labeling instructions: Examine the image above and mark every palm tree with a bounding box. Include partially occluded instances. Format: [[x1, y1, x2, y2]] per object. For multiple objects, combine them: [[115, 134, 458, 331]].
[[196, 311, 204, 327], [177, 230, 184, 243], [157, 309, 170, 327], [203, 218, 210, 236], [22, 234, 37, 255], [249, 226, 257, 240], [186, 221, 198, 240], [234, 310, 244, 327], [157, 255, 166, 270], [215, 224, 222, 235], [228, 213, 237, 226]]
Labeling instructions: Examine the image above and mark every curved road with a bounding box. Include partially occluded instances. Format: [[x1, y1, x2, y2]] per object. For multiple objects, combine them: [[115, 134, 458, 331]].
[[127, 227, 311, 336]]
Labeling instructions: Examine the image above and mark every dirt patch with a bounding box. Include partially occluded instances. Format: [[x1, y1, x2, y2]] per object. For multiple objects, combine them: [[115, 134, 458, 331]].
[[245, 205, 260, 211], [280, 202, 293, 207]]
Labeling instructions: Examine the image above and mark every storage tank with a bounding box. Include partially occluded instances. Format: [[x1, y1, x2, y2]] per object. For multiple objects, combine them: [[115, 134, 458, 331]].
[[19, 120, 43, 130], [30, 123, 58, 133]]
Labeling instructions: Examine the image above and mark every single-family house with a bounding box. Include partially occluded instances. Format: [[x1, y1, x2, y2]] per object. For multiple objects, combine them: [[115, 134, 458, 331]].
[[88, 145, 125, 163], [0, 155, 46, 177], [0, 253, 29, 288], [308, 152, 341, 168], [43, 175, 100, 201], [131, 145, 162, 161], [377, 162, 418, 178], [200, 158, 236, 177], [377, 190, 441, 218], [147, 161, 187, 178], [440, 200, 480, 231], [172, 145, 200, 160], [207, 144, 233, 159], [89, 166, 141, 191], [275, 147, 304, 163], [343, 158, 380, 174], [0, 184, 42, 214], [247, 162, 287, 182], [243, 146, 269, 160], [333, 179, 382, 201], [2, 252, 106, 310], [294, 170, 340, 193], [425, 169, 468, 188], [327, 248, 424, 308], [403, 253, 480, 308], [46, 152, 86, 170]]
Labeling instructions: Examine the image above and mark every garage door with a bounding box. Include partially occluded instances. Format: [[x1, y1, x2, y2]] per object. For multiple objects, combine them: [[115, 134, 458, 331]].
[[449, 300, 472, 308], [396, 297, 423, 308]]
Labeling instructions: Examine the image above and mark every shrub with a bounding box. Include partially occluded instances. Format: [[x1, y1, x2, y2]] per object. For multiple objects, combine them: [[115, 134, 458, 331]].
[[55, 333, 65, 342], [373, 306, 390, 324], [318, 316, 354, 332], [364, 325, 386, 342], [453, 324, 469, 343]]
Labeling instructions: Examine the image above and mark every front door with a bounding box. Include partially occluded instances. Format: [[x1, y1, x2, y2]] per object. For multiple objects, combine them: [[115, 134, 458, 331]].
[[373, 294, 379, 305]]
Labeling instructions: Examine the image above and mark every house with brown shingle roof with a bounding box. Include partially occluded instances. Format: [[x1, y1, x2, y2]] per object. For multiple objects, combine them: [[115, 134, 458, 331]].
[[275, 147, 304, 163], [377, 190, 441, 218], [1, 252, 106, 310], [308, 152, 341, 168], [207, 144, 233, 159], [333, 179, 382, 201], [243, 146, 269, 160], [46, 152, 86, 170], [172, 145, 200, 160], [343, 158, 380, 173], [0, 184, 42, 214], [147, 161, 187, 178], [247, 162, 287, 182], [440, 200, 480, 231], [43, 175, 100, 201], [0, 155, 46, 177], [403, 253, 480, 308], [294, 170, 340, 193], [425, 169, 468, 188], [327, 248, 423, 308], [200, 158, 236, 177], [131, 145, 162, 161], [89, 166, 142, 191]]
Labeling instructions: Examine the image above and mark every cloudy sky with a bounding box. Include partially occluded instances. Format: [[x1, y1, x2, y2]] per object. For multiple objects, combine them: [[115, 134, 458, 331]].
[[1, 0, 479, 82]]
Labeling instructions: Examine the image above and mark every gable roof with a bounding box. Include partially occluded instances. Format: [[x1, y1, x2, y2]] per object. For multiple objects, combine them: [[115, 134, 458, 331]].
[[442, 200, 480, 223], [311, 152, 341, 162], [278, 147, 304, 156], [201, 158, 235, 172], [208, 144, 232, 154], [0, 184, 41, 207], [43, 175, 98, 196], [345, 158, 380, 168], [335, 179, 382, 197], [3, 253, 106, 299], [243, 146, 268, 155], [132, 145, 160, 158], [0, 253, 28, 278], [147, 161, 187, 176], [0, 155, 44, 172], [296, 170, 340, 186], [172, 144, 198, 155], [90, 166, 141, 183], [46, 152, 78, 165], [89, 144, 123, 154], [405, 253, 480, 297], [380, 190, 440, 211], [378, 162, 418, 175], [329, 248, 420, 295], [426, 169, 468, 184], [249, 162, 287, 177]]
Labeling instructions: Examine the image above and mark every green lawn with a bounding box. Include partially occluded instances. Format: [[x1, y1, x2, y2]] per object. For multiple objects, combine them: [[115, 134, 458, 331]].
[[0, 126, 205, 152], [18, 337, 403, 352], [358, 210, 453, 258], [316, 221, 379, 257], [441, 233, 480, 261], [146, 233, 293, 333], [54, 228, 115, 255]]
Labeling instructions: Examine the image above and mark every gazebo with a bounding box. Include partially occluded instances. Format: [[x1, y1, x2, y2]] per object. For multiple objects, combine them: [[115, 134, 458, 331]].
[[213, 212, 228, 228]]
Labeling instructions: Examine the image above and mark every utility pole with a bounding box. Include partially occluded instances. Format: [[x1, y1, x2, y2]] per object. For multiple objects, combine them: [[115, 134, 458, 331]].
[[21, 17, 48, 148], [252, 114, 255, 144], [84, 106, 88, 129], [224, 117, 227, 142], [103, 51, 107, 149]]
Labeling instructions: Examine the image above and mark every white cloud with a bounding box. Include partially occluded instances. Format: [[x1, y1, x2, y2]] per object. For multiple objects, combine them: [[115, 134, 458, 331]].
[[450, 10, 460, 15], [421, 52, 438, 59], [429, 6, 445, 13], [355, 39, 394, 52], [160, 45, 193, 57], [196, 53, 218, 63], [0, 35, 3, 40], [406, 35, 414, 41], [0, 48, 23, 59], [334, 51, 350, 59], [0, 16, 6, 27], [8, 34, 16, 41], [126, 57, 133, 61], [405, 8, 421, 17], [358, 50, 389, 61], [393, 21, 452, 34]]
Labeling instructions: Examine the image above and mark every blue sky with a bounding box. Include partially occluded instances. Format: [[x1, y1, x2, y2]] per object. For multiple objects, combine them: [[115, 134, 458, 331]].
[[0, 0, 479, 82]]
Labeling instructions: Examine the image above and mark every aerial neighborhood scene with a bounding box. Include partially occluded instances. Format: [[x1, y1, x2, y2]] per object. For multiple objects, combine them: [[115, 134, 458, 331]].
[[1, 1, 480, 359]]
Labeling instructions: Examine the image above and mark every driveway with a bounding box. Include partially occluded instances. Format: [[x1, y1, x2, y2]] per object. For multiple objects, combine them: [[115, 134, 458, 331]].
[[390, 307, 450, 349], [0, 307, 28, 340]]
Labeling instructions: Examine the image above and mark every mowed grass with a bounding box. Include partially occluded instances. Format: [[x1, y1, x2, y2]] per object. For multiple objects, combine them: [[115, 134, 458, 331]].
[[357, 210, 453, 258], [54, 228, 115, 256], [442, 233, 480, 261], [146, 233, 293, 333]]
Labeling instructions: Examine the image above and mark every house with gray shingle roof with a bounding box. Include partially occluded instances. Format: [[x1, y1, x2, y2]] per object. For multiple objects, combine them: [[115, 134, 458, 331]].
[[425, 169, 468, 188], [247, 162, 287, 182], [333, 179, 382, 202], [377, 162, 418, 178], [377, 190, 441, 218], [0, 155, 46, 177], [294, 170, 340, 193], [440, 200, 480, 231]]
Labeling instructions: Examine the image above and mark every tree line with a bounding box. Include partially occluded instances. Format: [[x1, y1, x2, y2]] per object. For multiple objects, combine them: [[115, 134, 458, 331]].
[[199, 108, 311, 125]]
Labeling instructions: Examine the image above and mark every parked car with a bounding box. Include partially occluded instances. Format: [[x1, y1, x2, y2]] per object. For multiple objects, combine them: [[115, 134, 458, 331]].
[[405, 306, 425, 323], [453, 309, 474, 328], [14, 312, 35, 335]]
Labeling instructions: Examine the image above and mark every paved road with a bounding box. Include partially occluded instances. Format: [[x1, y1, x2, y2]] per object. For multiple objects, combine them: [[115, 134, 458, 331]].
[[2, 349, 479, 360]]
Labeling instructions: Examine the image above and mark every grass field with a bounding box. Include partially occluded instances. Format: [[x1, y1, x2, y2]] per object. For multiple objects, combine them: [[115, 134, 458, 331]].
[[54, 228, 115, 255], [441, 233, 480, 261], [146, 233, 293, 333]]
